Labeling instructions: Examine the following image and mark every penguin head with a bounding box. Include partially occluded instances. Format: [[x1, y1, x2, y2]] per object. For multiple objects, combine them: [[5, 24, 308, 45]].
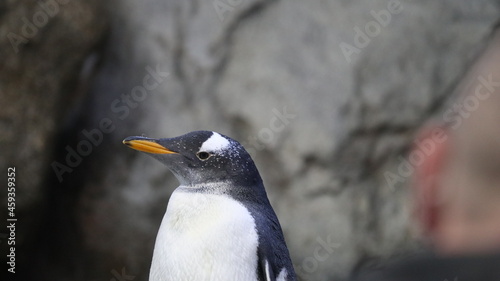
[[123, 131, 262, 187]]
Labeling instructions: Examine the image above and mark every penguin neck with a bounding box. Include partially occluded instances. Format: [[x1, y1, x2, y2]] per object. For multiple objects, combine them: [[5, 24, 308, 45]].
[[170, 162, 264, 189], [177, 179, 268, 204]]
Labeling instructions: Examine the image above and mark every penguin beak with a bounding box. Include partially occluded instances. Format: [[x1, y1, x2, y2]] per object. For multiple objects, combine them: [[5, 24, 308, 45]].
[[123, 136, 178, 154]]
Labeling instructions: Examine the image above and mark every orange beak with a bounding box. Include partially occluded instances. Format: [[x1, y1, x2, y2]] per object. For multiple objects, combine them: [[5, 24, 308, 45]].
[[123, 138, 178, 154]]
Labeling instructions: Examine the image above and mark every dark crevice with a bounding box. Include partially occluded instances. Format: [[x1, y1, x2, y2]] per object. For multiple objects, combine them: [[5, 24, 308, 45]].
[[172, 2, 192, 108], [23, 19, 111, 281]]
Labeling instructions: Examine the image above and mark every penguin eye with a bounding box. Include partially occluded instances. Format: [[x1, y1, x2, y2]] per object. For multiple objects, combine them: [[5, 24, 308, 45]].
[[196, 151, 212, 161]]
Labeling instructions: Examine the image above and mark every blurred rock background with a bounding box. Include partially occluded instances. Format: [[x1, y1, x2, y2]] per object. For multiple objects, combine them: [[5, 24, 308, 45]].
[[1, 0, 499, 280]]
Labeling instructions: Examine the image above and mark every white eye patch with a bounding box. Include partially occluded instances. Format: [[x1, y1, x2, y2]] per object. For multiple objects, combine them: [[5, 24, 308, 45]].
[[199, 132, 230, 153]]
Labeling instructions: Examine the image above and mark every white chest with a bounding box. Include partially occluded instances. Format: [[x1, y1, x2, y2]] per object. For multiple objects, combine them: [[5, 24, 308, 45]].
[[149, 189, 259, 281]]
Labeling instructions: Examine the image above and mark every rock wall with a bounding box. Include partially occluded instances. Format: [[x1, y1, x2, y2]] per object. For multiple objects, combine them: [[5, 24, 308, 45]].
[[2, 0, 499, 281], [0, 0, 107, 280]]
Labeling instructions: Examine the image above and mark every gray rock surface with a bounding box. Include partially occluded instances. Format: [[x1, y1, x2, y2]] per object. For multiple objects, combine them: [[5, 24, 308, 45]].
[[3, 0, 499, 281]]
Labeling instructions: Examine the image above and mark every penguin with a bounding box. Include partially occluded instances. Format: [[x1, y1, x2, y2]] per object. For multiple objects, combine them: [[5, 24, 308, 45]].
[[123, 130, 297, 281]]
